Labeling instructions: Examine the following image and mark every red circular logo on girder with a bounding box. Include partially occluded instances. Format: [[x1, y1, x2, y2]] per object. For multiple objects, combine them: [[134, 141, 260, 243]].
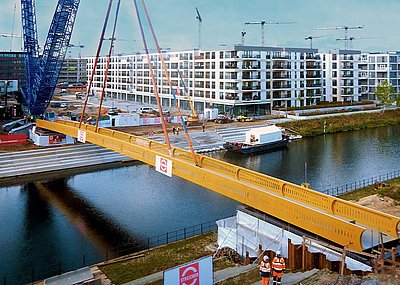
[[159, 158, 168, 173], [179, 262, 199, 285]]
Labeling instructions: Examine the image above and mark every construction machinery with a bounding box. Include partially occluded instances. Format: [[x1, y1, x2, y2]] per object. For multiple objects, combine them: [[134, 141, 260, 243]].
[[195, 7, 202, 49], [21, 0, 80, 116], [315, 25, 363, 50], [177, 69, 200, 125], [245, 20, 296, 46]]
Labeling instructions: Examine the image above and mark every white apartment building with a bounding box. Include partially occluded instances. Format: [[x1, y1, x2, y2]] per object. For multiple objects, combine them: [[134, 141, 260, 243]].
[[358, 51, 400, 101], [87, 45, 323, 116], [320, 50, 360, 103]]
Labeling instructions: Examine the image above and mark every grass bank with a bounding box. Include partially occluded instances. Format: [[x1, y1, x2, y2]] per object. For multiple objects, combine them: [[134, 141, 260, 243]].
[[278, 109, 400, 137], [339, 177, 400, 202], [99, 232, 240, 285]]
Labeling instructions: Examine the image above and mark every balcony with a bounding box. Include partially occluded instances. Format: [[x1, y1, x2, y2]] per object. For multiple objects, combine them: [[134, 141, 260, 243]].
[[273, 63, 291, 69], [225, 75, 238, 80], [273, 83, 290, 89], [242, 84, 261, 91], [242, 72, 260, 80], [306, 63, 321, 69], [306, 72, 321, 78], [341, 72, 354, 78], [242, 64, 260, 69], [342, 63, 354, 69], [272, 72, 290, 79], [225, 63, 238, 69]]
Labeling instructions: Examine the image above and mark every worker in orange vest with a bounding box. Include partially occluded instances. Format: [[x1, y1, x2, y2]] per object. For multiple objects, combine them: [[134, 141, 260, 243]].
[[259, 255, 271, 285], [272, 250, 285, 285]]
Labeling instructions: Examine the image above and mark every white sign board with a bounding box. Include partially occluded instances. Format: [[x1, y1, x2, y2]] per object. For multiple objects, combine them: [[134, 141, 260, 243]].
[[155, 155, 173, 177], [77, 130, 86, 143], [163, 256, 213, 285]]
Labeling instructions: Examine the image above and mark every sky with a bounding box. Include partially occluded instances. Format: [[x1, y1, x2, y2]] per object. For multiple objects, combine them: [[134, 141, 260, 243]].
[[1, 0, 400, 57]]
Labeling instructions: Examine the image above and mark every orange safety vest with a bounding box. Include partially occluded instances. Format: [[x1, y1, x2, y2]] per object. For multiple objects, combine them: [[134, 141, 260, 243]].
[[272, 256, 286, 272], [260, 261, 271, 273]]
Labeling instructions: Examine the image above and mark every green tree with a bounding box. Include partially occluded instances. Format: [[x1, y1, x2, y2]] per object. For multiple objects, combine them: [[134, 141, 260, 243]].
[[375, 80, 395, 110]]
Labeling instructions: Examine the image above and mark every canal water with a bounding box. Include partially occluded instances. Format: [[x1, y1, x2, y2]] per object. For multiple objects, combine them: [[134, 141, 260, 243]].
[[0, 125, 399, 281]]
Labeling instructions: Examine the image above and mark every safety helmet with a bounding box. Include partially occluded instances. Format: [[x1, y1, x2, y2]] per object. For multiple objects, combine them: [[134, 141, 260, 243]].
[[276, 250, 281, 257], [263, 255, 269, 261]]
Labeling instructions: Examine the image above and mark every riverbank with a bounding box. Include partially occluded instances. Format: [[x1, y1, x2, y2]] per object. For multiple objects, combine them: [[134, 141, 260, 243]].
[[277, 108, 400, 137]]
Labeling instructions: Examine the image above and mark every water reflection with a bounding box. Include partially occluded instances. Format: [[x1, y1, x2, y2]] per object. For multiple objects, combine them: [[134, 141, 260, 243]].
[[34, 179, 146, 252]]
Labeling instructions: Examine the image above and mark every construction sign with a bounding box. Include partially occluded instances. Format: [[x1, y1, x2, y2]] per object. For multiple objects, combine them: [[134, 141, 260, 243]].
[[155, 155, 173, 177], [163, 256, 213, 285], [77, 130, 86, 143]]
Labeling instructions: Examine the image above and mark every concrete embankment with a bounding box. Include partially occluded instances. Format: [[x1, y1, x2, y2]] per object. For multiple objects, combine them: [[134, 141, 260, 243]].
[[0, 143, 134, 186]]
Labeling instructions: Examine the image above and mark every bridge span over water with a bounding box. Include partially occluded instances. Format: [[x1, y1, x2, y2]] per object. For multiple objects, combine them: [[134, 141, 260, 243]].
[[36, 119, 400, 252]]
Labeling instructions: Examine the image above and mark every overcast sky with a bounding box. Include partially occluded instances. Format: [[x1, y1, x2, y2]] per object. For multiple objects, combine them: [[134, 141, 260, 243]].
[[1, 0, 400, 57]]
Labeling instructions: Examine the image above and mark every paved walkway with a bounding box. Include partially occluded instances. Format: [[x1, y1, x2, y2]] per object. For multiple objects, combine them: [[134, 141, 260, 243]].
[[252, 268, 319, 285], [122, 265, 319, 285], [123, 264, 257, 285]]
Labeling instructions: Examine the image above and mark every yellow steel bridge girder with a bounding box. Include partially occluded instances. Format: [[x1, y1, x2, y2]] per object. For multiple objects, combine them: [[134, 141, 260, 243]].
[[36, 119, 400, 251]]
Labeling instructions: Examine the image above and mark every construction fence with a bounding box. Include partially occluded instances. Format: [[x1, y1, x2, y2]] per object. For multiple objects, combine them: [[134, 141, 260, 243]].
[[321, 169, 400, 197]]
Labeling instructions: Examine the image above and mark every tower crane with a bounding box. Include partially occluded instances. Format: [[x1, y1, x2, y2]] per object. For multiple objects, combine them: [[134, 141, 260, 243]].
[[336, 36, 381, 50], [315, 25, 364, 50], [21, 0, 80, 116], [195, 7, 202, 49], [304, 34, 335, 49], [0, 33, 23, 51], [0, 33, 22, 38], [245, 20, 296, 46]]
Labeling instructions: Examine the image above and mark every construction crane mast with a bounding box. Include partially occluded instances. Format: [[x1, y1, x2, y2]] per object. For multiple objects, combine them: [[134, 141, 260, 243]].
[[21, 0, 80, 115], [304, 34, 334, 49], [195, 7, 202, 49], [245, 20, 295, 46], [336, 36, 379, 50], [315, 25, 363, 50]]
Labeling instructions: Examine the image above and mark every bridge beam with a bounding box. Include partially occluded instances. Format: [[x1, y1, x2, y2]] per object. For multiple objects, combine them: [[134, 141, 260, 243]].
[[36, 119, 400, 251]]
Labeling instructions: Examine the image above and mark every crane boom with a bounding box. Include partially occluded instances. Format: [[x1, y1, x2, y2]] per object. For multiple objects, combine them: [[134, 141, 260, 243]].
[[177, 69, 198, 123], [21, 0, 80, 115], [245, 20, 295, 46], [21, 0, 39, 109]]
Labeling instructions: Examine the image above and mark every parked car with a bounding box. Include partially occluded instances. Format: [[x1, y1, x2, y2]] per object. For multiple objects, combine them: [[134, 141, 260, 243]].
[[50, 102, 61, 108], [137, 106, 153, 113], [75, 92, 85, 99], [215, 114, 231, 124], [236, 115, 254, 122]]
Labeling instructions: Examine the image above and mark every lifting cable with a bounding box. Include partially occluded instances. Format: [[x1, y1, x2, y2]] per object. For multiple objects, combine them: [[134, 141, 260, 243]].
[[133, 0, 173, 155], [95, 0, 121, 132], [139, 0, 199, 166], [79, 0, 114, 128]]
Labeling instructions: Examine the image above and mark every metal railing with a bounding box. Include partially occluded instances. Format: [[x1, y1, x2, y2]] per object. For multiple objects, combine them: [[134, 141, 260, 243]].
[[1, 220, 219, 285], [321, 169, 400, 197]]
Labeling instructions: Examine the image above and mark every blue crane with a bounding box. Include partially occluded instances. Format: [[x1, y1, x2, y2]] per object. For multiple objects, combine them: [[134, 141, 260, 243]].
[[21, 0, 80, 116]]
